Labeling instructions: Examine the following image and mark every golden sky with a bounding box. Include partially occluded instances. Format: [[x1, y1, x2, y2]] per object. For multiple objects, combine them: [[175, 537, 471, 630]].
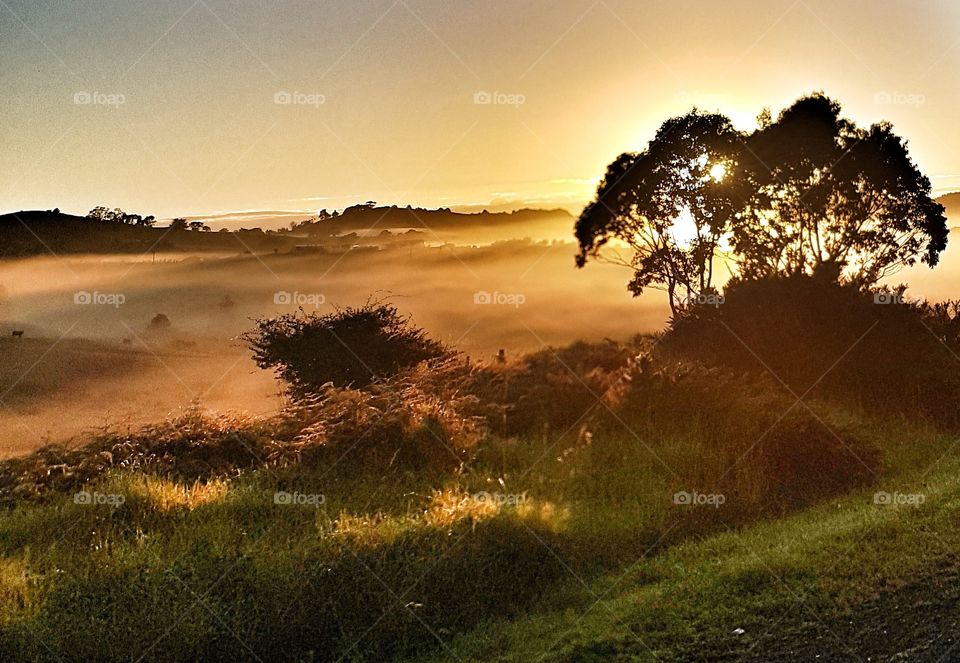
[[2, 0, 959, 224]]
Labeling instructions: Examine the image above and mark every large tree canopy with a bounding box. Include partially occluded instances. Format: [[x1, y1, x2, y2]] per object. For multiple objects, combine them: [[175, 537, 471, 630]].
[[575, 93, 948, 311], [735, 94, 948, 284], [575, 110, 746, 314]]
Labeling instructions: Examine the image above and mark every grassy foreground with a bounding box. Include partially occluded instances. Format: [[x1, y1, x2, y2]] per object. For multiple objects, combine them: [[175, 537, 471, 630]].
[[0, 397, 954, 662], [412, 425, 960, 662]]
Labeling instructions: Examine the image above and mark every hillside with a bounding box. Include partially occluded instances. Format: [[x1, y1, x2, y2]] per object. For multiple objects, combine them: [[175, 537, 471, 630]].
[[409, 447, 960, 662], [0, 336, 278, 458], [938, 192, 960, 226], [0, 210, 295, 257], [0, 328, 957, 661], [286, 204, 573, 236], [0, 206, 573, 257]]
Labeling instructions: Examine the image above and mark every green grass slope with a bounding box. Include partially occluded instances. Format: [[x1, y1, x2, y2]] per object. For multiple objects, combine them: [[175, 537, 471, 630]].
[[0, 397, 952, 662], [411, 426, 960, 662]]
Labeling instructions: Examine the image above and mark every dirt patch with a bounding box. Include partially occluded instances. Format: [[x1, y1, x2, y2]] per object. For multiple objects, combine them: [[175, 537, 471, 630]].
[[704, 559, 960, 662]]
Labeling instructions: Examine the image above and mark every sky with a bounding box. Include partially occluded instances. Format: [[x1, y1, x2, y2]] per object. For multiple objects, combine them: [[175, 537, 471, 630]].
[[2, 0, 959, 226]]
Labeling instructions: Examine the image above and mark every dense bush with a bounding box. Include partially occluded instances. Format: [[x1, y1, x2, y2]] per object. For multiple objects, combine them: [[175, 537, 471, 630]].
[[590, 359, 883, 510], [660, 275, 960, 428], [244, 303, 448, 395], [455, 339, 640, 438], [505, 340, 637, 436], [750, 413, 881, 507]]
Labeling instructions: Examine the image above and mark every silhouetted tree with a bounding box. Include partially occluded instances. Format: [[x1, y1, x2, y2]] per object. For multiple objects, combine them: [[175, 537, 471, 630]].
[[735, 93, 947, 285], [87, 207, 156, 226], [168, 218, 188, 230], [576, 94, 948, 306], [575, 110, 745, 314], [87, 206, 117, 222], [188, 221, 211, 232]]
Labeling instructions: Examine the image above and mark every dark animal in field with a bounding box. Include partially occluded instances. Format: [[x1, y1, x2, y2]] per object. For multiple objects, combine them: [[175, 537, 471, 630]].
[[11, 330, 23, 338], [122, 337, 132, 345]]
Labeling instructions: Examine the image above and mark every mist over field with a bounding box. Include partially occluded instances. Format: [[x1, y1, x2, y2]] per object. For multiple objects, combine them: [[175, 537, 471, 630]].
[[0, 219, 670, 456], [2, 199, 958, 458]]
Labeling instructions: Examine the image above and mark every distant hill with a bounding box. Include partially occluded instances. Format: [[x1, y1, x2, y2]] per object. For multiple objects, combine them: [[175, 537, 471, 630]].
[[0, 206, 574, 257], [937, 192, 960, 226], [0, 210, 162, 256], [0, 210, 298, 257], [284, 204, 573, 237]]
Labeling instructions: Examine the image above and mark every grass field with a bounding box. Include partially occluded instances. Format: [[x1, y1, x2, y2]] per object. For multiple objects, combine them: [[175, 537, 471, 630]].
[[0, 337, 279, 458], [412, 419, 960, 662], [0, 375, 953, 661]]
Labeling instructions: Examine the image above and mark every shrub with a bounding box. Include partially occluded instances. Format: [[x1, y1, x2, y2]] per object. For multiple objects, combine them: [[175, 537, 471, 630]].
[[456, 340, 640, 438], [660, 275, 960, 428], [275, 363, 485, 474], [748, 413, 881, 509], [593, 358, 883, 510], [147, 313, 171, 332], [506, 340, 637, 436], [244, 303, 448, 395]]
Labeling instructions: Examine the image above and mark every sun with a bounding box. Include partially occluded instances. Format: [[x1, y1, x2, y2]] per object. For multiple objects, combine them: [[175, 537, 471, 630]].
[[709, 163, 727, 182]]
